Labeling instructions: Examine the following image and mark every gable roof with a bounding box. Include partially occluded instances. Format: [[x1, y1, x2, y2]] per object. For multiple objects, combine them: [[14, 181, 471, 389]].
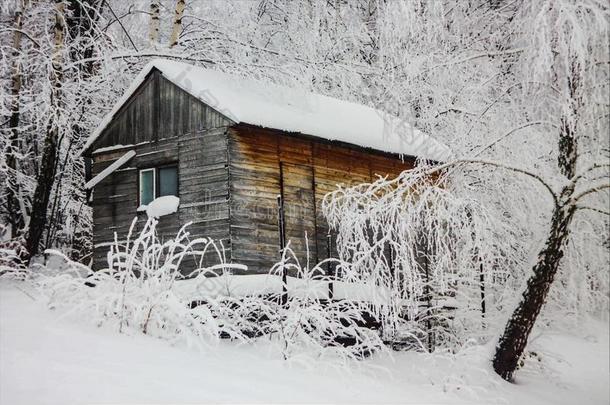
[[83, 59, 450, 161]]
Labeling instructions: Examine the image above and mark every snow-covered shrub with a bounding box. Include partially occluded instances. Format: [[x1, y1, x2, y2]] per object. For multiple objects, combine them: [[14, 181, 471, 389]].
[[34, 219, 386, 365], [36, 217, 247, 348], [322, 164, 518, 351], [266, 241, 387, 362], [0, 237, 28, 279]]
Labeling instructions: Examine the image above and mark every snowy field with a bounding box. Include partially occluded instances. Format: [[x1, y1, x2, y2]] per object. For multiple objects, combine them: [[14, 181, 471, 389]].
[[0, 281, 607, 405]]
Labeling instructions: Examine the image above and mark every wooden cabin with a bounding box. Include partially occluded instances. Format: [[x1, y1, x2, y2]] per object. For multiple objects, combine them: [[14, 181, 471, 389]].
[[82, 59, 449, 274]]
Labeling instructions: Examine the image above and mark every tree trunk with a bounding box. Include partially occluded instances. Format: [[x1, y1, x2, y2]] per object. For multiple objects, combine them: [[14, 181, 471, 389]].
[[492, 39, 582, 380], [492, 204, 576, 380], [25, 0, 65, 261], [5, 1, 26, 239], [169, 0, 185, 48], [148, 1, 160, 44], [43, 0, 101, 256]]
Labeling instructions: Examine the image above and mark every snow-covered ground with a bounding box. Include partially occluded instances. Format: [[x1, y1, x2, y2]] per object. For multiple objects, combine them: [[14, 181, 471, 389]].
[[1, 280, 608, 405]]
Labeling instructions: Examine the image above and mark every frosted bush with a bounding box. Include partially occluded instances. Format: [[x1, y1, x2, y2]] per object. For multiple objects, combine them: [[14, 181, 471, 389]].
[[36, 217, 246, 348], [322, 164, 519, 350], [266, 241, 387, 362], [0, 238, 28, 280], [31, 219, 387, 365]]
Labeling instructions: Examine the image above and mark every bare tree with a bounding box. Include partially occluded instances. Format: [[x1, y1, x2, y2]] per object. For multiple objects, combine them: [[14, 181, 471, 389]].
[[25, 0, 65, 260]]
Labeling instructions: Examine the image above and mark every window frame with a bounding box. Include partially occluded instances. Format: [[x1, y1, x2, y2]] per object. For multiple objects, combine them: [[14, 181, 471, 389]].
[[138, 164, 179, 209], [138, 167, 156, 207]]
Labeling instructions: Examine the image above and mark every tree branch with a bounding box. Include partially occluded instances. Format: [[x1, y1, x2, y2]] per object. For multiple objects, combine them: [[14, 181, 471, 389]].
[[465, 81, 560, 138], [0, 28, 40, 48], [472, 121, 557, 157], [100, 6, 151, 32], [428, 159, 559, 206], [570, 163, 610, 184], [66, 51, 216, 69], [101, 0, 138, 51], [576, 205, 610, 216], [570, 183, 610, 204], [428, 47, 525, 71]]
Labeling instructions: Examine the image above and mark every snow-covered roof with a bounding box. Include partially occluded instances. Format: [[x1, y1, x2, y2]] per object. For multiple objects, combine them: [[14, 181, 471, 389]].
[[84, 59, 450, 161]]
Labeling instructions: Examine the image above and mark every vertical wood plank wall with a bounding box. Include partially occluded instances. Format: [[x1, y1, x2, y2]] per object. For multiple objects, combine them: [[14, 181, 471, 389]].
[[228, 125, 414, 274]]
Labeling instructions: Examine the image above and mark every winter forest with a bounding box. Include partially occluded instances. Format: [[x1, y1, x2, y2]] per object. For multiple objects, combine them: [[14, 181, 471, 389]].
[[0, 0, 608, 404]]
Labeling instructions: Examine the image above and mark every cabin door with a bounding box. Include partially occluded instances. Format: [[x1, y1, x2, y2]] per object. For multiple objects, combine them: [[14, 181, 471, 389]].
[[279, 162, 318, 273]]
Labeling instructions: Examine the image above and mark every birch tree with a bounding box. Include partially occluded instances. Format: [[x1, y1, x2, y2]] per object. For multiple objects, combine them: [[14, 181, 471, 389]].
[[319, 0, 608, 380], [148, 0, 160, 45], [169, 0, 185, 48], [491, 0, 609, 381]]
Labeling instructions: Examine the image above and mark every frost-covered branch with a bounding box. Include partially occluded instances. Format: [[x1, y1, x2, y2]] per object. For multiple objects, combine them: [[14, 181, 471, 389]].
[[576, 205, 610, 216], [431, 159, 559, 206], [571, 183, 610, 204]]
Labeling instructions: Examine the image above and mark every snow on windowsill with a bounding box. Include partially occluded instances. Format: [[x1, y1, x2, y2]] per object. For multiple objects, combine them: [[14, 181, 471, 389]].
[[142, 196, 180, 218]]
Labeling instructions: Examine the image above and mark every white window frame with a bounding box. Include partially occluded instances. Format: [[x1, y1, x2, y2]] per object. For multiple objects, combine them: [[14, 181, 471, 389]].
[[139, 168, 156, 208]]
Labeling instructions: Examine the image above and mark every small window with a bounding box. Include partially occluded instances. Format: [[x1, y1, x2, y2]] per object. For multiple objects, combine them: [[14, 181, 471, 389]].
[[139, 165, 178, 207], [139, 168, 155, 206]]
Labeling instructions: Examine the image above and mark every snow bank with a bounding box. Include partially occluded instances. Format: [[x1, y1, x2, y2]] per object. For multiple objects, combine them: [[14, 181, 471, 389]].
[[83, 59, 451, 161], [1, 282, 608, 405], [145, 196, 180, 218]]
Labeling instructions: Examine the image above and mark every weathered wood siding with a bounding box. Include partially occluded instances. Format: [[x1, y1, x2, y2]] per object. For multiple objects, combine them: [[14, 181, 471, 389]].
[[90, 71, 232, 273], [90, 69, 228, 150], [228, 125, 414, 274]]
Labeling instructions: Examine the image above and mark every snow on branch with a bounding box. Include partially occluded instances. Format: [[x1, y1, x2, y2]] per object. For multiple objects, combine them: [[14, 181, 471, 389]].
[[429, 159, 559, 206], [571, 183, 610, 204], [576, 205, 610, 216], [322, 163, 518, 348]]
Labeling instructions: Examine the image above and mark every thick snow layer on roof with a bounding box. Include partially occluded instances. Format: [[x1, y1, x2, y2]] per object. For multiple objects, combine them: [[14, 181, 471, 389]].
[[84, 59, 450, 161]]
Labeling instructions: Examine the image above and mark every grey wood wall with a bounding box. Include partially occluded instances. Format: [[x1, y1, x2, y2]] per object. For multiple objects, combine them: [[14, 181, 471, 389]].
[[89, 70, 232, 274]]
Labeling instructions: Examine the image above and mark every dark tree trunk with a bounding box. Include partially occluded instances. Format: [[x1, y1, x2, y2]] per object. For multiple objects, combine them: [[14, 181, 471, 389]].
[[492, 204, 576, 380], [44, 0, 101, 255], [25, 0, 64, 261], [25, 125, 60, 259], [492, 46, 582, 381]]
